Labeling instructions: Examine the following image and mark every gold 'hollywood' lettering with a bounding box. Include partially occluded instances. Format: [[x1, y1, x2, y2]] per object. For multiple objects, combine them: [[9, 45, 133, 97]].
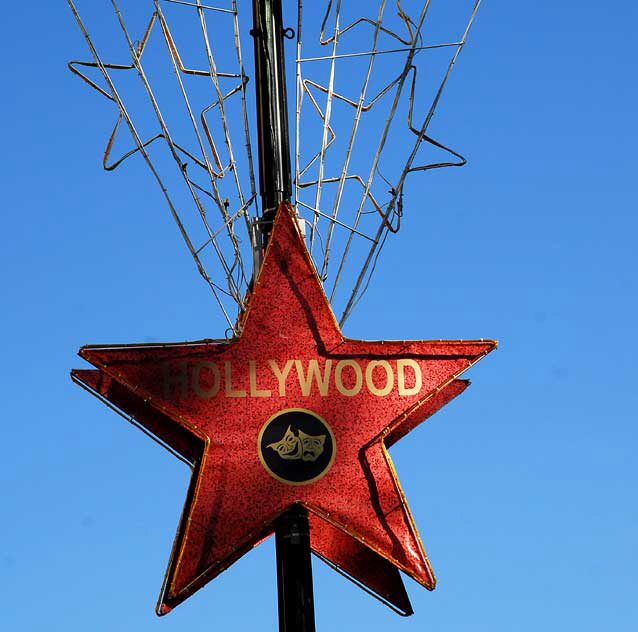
[[249, 360, 271, 397], [365, 360, 394, 396], [161, 358, 423, 400], [224, 361, 246, 398], [295, 359, 332, 396], [334, 360, 363, 396], [268, 359, 294, 396], [193, 361, 220, 398], [163, 361, 188, 399], [397, 359, 422, 395]]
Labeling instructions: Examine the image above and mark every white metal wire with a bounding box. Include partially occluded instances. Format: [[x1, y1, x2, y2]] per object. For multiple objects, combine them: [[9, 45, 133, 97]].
[[68, 0, 257, 334], [67, 0, 481, 328], [295, 0, 482, 324]]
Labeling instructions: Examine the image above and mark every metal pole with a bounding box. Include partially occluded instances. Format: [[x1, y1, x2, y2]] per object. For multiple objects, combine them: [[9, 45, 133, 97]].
[[251, 3, 315, 631], [275, 505, 316, 632], [251, 0, 292, 248]]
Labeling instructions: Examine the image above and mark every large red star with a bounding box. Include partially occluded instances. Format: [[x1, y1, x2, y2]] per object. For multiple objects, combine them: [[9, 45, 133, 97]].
[[72, 203, 495, 615]]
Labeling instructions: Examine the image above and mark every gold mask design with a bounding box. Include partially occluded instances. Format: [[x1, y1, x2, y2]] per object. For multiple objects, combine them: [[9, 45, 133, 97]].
[[267, 426, 326, 462]]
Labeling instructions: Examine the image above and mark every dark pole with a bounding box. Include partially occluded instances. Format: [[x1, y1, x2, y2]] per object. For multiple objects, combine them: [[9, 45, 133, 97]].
[[251, 3, 316, 631], [251, 0, 292, 248], [275, 505, 316, 632]]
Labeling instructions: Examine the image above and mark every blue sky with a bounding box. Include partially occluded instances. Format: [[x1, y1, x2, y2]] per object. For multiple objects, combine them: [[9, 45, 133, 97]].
[[2, 1, 637, 631]]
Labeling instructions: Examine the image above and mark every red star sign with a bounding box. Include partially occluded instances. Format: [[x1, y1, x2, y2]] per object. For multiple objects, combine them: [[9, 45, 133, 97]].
[[72, 203, 495, 615]]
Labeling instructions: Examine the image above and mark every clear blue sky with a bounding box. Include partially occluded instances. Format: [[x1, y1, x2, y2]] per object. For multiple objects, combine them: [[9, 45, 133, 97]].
[[2, 1, 637, 631]]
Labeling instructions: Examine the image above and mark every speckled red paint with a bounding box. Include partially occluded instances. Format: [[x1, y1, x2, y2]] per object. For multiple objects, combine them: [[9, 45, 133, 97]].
[[72, 203, 496, 615]]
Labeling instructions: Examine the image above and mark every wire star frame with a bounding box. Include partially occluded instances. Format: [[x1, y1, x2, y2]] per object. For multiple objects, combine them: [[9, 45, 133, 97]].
[[68, 0, 481, 331]]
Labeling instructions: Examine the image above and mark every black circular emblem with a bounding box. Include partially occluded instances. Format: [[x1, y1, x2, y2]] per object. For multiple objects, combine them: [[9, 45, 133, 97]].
[[258, 409, 336, 485]]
